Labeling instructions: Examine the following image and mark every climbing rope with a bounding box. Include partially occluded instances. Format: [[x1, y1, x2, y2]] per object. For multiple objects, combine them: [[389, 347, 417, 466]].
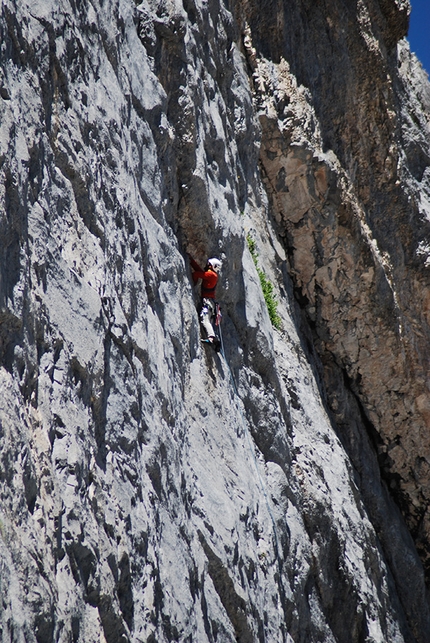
[[217, 320, 288, 604]]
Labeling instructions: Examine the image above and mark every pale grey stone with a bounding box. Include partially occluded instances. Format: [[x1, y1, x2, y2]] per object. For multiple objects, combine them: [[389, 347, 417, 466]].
[[0, 0, 429, 642]]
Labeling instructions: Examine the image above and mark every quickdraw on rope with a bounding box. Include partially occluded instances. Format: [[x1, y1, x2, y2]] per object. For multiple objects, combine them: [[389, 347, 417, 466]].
[[215, 303, 222, 328]]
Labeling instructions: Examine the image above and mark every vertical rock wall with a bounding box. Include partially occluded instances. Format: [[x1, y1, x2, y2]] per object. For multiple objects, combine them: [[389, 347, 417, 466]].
[[239, 0, 430, 578], [0, 0, 429, 642]]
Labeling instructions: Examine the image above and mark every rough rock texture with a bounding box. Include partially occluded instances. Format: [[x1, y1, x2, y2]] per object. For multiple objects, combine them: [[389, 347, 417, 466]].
[[242, 0, 430, 574], [1, 0, 430, 642]]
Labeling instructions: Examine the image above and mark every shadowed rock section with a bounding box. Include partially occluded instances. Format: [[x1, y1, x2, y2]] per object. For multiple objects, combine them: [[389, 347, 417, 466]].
[[241, 0, 430, 579]]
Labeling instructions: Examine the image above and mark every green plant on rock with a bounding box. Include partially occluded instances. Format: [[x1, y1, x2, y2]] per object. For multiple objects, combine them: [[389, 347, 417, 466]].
[[246, 234, 282, 330]]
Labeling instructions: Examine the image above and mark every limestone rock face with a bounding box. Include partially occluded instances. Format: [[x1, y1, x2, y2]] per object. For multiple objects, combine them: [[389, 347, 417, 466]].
[[0, 0, 430, 642], [243, 0, 430, 575]]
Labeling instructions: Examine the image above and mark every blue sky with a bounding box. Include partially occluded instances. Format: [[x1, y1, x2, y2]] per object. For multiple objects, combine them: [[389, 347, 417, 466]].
[[407, 0, 430, 75]]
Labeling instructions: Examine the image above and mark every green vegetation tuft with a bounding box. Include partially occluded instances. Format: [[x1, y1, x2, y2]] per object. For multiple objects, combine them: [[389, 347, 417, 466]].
[[247, 234, 258, 262], [246, 234, 282, 330]]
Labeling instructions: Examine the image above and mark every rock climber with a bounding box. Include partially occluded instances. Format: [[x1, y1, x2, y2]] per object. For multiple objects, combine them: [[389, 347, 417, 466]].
[[188, 254, 222, 349]]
